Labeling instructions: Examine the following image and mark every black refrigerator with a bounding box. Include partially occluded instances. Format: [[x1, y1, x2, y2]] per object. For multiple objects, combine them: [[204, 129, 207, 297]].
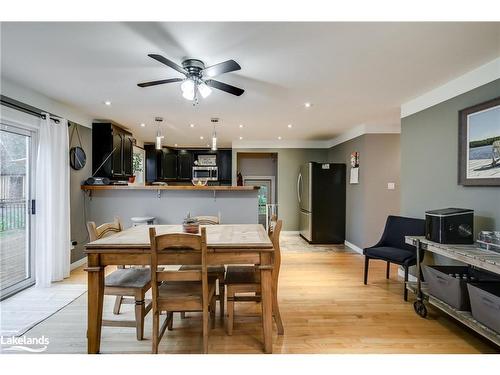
[[298, 162, 346, 244]]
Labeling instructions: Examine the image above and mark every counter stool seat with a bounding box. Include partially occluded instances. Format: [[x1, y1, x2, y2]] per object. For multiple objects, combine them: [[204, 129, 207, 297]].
[[131, 217, 155, 226]]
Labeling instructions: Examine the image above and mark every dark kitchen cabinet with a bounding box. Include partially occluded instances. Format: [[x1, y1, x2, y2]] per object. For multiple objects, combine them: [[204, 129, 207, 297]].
[[159, 148, 177, 179], [144, 146, 231, 183], [144, 144, 158, 182], [177, 150, 193, 180], [92, 122, 133, 179], [122, 136, 133, 176], [217, 150, 232, 182]]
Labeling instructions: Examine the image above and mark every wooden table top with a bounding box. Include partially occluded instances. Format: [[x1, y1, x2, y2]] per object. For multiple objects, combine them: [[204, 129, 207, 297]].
[[405, 236, 500, 274], [85, 224, 273, 251]]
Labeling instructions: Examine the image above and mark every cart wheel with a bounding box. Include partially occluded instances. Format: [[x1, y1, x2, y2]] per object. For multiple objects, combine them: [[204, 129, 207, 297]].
[[413, 301, 427, 318]]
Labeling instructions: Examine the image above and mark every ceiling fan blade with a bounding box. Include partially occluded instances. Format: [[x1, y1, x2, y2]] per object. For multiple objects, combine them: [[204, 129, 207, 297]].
[[202, 60, 241, 77], [137, 78, 183, 88], [205, 79, 244, 96], [148, 54, 187, 75]]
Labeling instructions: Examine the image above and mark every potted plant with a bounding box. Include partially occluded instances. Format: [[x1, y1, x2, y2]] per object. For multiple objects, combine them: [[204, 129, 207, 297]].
[[129, 152, 143, 184]]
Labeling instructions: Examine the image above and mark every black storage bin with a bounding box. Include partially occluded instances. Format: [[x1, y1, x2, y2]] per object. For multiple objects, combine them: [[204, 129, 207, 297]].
[[467, 283, 500, 333], [423, 265, 499, 311]]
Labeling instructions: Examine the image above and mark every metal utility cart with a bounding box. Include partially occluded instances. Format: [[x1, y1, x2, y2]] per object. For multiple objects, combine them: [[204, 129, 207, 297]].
[[405, 236, 500, 347]]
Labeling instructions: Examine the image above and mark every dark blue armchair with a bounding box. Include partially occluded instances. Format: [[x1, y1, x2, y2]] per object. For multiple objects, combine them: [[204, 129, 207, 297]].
[[363, 215, 425, 301]]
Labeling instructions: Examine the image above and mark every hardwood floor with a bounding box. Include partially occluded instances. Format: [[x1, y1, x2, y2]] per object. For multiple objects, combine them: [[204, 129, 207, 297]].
[[17, 234, 499, 353]]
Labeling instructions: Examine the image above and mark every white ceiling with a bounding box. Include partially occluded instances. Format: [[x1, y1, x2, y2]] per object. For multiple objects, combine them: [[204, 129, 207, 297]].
[[1, 22, 499, 147]]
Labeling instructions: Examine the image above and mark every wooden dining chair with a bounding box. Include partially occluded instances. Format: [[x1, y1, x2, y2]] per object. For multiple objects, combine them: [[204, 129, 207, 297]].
[[149, 226, 217, 354], [179, 216, 225, 320], [86, 217, 152, 340], [224, 219, 284, 336]]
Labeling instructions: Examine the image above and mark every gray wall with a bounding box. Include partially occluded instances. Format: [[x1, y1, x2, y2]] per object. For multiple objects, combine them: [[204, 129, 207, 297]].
[[86, 190, 259, 229], [401, 79, 500, 234], [328, 134, 401, 249], [232, 148, 328, 231], [69, 124, 92, 263], [238, 153, 278, 177]]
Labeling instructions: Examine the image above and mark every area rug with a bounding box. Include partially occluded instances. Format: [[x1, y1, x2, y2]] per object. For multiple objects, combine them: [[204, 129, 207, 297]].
[[0, 284, 86, 337]]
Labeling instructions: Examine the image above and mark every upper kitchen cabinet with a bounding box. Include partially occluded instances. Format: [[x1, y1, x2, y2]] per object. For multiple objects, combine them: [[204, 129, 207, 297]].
[[159, 147, 177, 179], [217, 150, 232, 182], [92, 122, 134, 179], [144, 144, 158, 183], [177, 150, 193, 180]]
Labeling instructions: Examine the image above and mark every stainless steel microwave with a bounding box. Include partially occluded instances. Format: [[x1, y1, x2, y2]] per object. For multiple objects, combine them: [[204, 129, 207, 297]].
[[192, 166, 218, 180]]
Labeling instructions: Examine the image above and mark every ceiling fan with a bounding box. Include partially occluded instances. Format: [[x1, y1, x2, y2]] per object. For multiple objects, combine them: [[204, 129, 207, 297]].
[[137, 54, 245, 102]]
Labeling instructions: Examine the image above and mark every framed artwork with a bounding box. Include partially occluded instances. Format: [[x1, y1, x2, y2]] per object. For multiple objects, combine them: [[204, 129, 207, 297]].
[[458, 97, 500, 186]]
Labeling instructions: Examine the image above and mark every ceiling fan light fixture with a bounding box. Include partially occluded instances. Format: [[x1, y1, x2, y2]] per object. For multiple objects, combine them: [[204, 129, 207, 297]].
[[181, 78, 196, 101], [198, 82, 212, 98]]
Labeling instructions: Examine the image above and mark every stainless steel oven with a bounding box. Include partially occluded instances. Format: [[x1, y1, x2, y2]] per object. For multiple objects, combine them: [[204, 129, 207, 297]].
[[192, 166, 218, 180]]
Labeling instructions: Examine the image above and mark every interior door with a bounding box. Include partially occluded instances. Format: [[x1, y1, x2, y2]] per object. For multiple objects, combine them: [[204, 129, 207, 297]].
[[0, 123, 36, 300]]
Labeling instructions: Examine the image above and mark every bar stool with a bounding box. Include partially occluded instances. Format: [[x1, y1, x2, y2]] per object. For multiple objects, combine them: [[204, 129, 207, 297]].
[[131, 216, 155, 226]]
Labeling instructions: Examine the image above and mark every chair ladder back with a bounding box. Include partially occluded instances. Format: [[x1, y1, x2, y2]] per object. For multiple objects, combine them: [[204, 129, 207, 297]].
[[148, 227, 210, 309], [87, 217, 123, 241], [269, 220, 283, 287]]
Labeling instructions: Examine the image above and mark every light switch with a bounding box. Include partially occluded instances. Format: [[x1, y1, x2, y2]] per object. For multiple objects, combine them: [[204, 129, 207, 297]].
[[387, 182, 395, 190]]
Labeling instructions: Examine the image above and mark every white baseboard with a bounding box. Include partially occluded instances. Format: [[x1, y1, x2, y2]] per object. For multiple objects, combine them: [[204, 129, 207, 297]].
[[397, 267, 417, 282], [70, 256, 87, 271], [344, 240, 363, 254], [282, 231, 300, 235]]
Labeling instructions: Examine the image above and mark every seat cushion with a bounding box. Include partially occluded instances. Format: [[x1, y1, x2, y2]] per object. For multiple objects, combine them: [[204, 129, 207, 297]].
[[225, 266, 260, 284], [364, 246, 416, 265], [179, 264, 225, 275], [105, 268, 151, 288], [158, 281, 216, 305]]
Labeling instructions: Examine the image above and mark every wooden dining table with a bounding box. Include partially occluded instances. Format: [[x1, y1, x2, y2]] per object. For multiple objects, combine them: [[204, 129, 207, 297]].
[[84, 224, 275, 354]]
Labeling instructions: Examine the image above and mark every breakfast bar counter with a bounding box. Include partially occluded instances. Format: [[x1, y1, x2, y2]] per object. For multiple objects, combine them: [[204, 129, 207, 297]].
[[81, 185, 259, 191]]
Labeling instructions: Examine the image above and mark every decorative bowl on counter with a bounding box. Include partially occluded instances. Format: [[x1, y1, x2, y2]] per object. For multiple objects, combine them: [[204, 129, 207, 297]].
[[191, 178, 208, 186], [182, 214, 200, 234]]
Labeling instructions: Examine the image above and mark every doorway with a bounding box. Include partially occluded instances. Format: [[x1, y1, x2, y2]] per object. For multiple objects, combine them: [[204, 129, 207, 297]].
[[237, 152, 278, 227], [0, 123, 36, 300]]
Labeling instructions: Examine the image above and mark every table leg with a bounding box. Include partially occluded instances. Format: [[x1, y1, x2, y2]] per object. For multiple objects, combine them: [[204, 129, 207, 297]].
[[86, 254, 104, 354], [260, 252, 273, 354]]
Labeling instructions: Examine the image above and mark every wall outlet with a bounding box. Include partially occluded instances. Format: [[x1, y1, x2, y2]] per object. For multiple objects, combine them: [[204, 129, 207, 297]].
[[387, 182, 395, 190]]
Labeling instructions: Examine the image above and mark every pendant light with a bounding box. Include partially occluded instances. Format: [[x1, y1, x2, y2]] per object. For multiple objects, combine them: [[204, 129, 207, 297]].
[[211, 117, 219, 151], [155, 117, 164, 150], [211, 127, 217, 151]]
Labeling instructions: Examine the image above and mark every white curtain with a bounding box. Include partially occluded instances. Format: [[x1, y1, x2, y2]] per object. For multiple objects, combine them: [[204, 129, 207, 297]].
[[35, 116, 71, 287]]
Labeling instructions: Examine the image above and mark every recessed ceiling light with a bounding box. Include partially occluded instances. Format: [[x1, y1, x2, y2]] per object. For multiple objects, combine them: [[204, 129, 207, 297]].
[[190, 124, 195, 128], [200, 136, 204, 140], [104, 100, 111, 106], [239, 136, 243, 140], [278, 136, 282, 140], [140, 123, 146, 127], [174, 143, 178, 147], [287, 124, 292, 128], [304, 102, 312, 108], [239, 124, 243, 128]]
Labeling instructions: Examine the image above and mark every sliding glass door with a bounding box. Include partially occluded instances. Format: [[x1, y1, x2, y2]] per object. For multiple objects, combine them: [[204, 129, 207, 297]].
[[0, 123, 36, 300]]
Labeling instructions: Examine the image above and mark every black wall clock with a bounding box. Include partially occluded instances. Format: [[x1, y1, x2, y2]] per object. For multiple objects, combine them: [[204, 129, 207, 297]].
[[69, 123, 87, 170], [70, 146, 86, 170]]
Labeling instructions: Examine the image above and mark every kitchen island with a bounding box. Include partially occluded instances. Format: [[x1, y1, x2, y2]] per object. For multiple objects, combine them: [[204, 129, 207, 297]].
[[81, 185, 260, 227]]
